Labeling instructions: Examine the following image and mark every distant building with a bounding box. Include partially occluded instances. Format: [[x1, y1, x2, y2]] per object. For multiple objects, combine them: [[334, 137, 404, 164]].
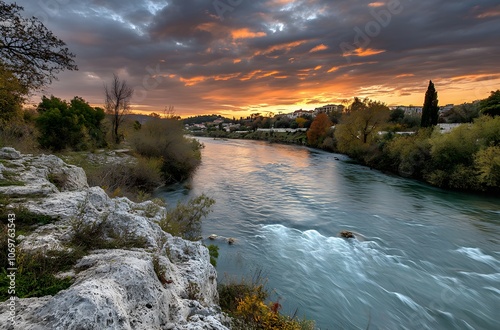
[[193, 124, 206, 130], [314, 104, 345, 115], [391, 106, 423, 116], [287, 109, 314, 119]]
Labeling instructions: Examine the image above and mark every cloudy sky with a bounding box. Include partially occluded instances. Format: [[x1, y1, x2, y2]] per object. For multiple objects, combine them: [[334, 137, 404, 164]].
[[12, 0, 500, 117]]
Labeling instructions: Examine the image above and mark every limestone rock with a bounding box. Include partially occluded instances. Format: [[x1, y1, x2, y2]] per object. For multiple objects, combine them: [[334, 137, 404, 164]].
[[0, 149, 230, 330], [0, 147, 21, 159], [0, 153, 88, 198]]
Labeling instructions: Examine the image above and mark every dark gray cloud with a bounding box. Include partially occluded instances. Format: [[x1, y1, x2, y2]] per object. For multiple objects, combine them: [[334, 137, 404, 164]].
[[11, 0, 500, 116]]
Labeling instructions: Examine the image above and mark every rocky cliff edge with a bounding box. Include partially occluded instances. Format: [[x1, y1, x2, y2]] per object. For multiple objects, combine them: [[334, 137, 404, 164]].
[[0, 147, 230, 330]]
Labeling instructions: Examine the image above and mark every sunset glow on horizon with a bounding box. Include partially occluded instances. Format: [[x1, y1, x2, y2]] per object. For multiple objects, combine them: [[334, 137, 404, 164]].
[[14, 0, 500, 118]]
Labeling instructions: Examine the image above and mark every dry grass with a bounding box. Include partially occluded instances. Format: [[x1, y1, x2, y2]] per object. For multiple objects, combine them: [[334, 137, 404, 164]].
[[0, 117, 39, 154]]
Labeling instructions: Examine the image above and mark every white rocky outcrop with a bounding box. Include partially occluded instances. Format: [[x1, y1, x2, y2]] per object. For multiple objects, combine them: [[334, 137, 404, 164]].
[[0, 148, 230, 330]]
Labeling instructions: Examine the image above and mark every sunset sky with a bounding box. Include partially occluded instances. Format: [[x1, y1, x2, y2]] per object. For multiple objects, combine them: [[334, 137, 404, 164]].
[[13, 0, 500, 118]]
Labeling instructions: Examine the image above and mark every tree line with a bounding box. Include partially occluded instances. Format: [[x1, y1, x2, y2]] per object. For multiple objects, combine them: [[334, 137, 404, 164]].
[[304, 85, 500, 193], [0, 1, 202, 190], [1, 1, 498, 194]]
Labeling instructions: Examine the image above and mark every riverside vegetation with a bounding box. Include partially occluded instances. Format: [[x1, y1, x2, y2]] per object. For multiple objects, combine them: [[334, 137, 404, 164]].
[[0, 78, 315, 330], [192, 90, 500, 194], [0, 104, 316, 327]]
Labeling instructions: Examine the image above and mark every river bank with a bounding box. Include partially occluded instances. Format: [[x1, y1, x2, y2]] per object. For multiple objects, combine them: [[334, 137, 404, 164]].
[[190, 117, 500, 196], [158, 137, 500, 329]]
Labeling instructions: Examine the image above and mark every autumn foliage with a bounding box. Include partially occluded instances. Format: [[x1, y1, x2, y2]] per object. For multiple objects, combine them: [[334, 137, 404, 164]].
[[307, 113, 333, 147]]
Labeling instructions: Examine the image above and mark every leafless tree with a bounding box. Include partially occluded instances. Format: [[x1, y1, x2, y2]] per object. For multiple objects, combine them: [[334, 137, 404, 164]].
[[163, 105, 180, 120], [104, 74, 133, 144]]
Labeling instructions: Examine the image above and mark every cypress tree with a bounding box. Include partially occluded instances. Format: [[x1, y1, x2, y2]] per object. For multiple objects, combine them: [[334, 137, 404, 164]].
[[421, 80, 439, 127]]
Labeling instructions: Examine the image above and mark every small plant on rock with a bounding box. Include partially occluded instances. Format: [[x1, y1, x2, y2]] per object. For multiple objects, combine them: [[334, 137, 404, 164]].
[[207, 244, 219, 267], [152, 255, 168, 285], [157, 194, 215, 240]]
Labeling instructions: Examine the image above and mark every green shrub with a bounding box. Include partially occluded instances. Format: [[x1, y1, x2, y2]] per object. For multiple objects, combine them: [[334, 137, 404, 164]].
[[475, 145, 500, 188], [0, 64, 26, 122], [0, 248, 78, 302], [157, 194, 215, 240], [0, 200, 58, 236], [36, 95, 106, 151], [130, 118, 202, 183], [219, 280, 267, 316], [429, 125, 478, 171], [207, 244, 219, 267]]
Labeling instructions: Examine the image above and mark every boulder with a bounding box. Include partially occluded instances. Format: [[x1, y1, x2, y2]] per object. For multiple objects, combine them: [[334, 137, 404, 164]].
[[339, 230, 355, 239], [0, 147, 21, 160]]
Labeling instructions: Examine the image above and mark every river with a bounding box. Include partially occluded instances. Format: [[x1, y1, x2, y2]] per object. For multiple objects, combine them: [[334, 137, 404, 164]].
[[157, 137, 500, 330]]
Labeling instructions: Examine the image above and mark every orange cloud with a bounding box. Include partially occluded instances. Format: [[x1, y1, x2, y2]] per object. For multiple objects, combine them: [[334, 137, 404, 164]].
[[180, 76, 206, 86], [214, 73, 241, 81], [231, 28, 267, 39], [260, 71, 280, 78], [343, 48, 386, 57], [327, 66, 339, 73], [309, 44, 328, 53], [240, 70, 284, 81], [240, 70, 263, 81], [368, 2, 385, 7], [256, 40, 306, 55], [396, 74, 415, 78], [476, 6, 500, 18], [450, 73, 500, 82]]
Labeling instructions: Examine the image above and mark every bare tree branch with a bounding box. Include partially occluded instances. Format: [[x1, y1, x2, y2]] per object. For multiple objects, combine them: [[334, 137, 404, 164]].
[[0, 1, 77, 92]]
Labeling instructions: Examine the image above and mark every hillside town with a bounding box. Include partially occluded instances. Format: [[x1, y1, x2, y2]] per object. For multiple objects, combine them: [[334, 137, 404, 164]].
[[183, 102, 469, 134]]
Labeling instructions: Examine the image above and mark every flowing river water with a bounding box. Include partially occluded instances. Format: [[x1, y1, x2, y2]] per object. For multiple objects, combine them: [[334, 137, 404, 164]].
[[157, 137, 500, 330]]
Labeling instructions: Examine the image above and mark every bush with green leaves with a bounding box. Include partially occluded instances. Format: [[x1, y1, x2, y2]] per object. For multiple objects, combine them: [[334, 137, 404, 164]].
[[36, 95, 106, 151], [130, 118, 202, 183], [479, 90, 500, 117], [0, 200, 71, 302], [0, 63, 26, 122], [376, 116, 500, 192], [0, 198, 58, 237], [0, 249, 76, 301], [158, 194, 215, 240], [207, 244, 219, 267]]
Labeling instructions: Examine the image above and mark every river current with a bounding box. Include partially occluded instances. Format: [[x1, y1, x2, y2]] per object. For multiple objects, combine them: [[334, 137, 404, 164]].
[[157, 137, 500, 330]]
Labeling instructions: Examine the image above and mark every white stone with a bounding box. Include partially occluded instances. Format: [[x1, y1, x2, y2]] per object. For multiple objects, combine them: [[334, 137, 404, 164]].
[[0, 149, 230, 330], [0, 147, 21, 159]]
